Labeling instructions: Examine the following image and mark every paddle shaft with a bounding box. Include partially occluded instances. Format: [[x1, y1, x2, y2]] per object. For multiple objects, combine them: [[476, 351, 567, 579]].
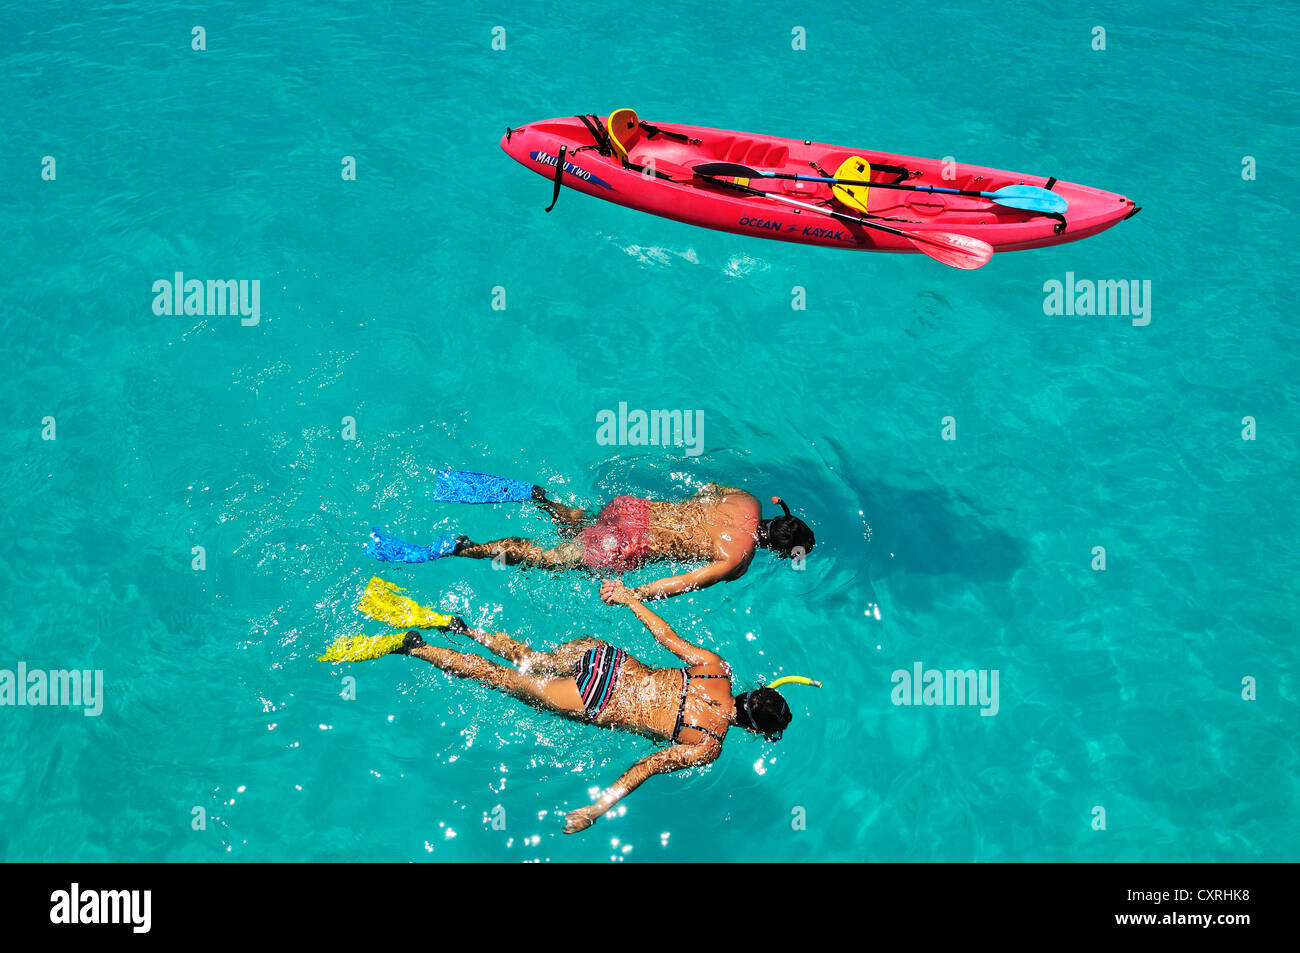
[[762, 169, 1016, 200], [791, 174, 1005, 199], [699, 174, 940, 245], [699, 173, 994, 268], [694, 161, 1047, 202]]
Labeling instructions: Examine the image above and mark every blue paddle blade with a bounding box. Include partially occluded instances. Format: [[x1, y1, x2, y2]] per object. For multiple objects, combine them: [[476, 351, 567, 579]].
[[431, 469, 535, 504], [990, 184, 1069, 214]]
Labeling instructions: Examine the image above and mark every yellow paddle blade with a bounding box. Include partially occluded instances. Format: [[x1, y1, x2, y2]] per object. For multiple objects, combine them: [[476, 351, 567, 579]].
[[831, 156, 872, 214], [607, 107, 640, 158], [358, 576, 454, 630], [318, 632, 407, 663]]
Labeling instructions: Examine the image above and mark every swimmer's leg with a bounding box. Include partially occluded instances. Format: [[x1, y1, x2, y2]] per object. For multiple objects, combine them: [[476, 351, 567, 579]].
[[532, 491, 592, 532], [404, 635, 584, 715], [447, 621, 603, 677], [457, 623, 555, 674], [454, 537, 587, 570]]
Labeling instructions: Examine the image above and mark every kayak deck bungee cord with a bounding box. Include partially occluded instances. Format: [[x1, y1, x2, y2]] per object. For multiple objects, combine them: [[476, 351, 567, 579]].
[[502, 110, 1140, 269]]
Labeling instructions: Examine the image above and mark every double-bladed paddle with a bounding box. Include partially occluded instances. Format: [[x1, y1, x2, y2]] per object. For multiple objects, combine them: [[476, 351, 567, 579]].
[[695, 173, 994, 270], [693, 160, 1068, 214]]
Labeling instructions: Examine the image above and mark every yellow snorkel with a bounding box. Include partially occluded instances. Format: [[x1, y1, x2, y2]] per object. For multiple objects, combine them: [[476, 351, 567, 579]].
[[767, 675, 822, 690]]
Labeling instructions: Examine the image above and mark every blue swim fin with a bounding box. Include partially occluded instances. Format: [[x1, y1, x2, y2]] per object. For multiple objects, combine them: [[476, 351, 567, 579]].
[[365, 528, 464, 563], [431, 468, 537, 504]]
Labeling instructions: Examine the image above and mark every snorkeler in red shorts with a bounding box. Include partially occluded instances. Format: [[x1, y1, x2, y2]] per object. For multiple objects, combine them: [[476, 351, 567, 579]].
[[450, 482, 814, 601]]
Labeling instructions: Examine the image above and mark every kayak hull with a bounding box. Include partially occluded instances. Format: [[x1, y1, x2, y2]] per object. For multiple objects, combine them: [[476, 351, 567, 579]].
[[501, 117, 1138, 254]]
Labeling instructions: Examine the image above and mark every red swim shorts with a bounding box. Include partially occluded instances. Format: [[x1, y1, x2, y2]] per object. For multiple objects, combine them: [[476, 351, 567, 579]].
[[578, 495, 653, 572]]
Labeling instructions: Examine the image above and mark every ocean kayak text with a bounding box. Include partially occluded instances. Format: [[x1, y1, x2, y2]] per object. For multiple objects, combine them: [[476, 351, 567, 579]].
[[738, 217, 851, 242]]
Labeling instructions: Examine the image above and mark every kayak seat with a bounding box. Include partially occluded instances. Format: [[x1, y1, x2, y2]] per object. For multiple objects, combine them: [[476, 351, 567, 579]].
[[607, 108, 642, 158]]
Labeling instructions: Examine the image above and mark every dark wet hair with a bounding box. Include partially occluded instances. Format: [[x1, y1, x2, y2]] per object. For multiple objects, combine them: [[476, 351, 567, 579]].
[[734, 687, 793, 740], [760, 496, 815, 558]]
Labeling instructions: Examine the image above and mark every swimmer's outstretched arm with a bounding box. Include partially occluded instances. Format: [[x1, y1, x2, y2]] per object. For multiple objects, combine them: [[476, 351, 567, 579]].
[[599, 580, 720, 666], [563, 743, 719, 834], [628, 558, 739, 601]]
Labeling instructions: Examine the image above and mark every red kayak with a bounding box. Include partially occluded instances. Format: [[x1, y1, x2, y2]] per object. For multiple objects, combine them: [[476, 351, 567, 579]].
[[501, 111, 1140, 268]]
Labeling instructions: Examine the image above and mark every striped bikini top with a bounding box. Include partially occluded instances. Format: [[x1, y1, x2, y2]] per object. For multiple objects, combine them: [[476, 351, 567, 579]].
[[672, 666, 729, 745]]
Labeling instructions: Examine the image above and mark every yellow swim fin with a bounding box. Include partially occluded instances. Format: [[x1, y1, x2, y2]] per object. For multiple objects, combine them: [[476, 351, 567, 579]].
[[358, 576, 455, 630], [317, 632, 409, 663]]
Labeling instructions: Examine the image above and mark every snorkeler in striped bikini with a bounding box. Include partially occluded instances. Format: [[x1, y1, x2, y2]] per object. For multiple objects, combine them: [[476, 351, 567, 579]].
[[327, 578, 801, 833]]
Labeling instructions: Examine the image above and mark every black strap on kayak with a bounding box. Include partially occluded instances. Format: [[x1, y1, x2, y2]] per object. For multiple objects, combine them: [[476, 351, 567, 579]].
[[804, 161, 918, 223], [545, 144, 566, 213], [640, 121, 701, 145], [1040, 177, 1066, 232], [575, 112, 677, 181], [809, 160, 894, 201], [835, 159, 914, 184], [810, 158, 911, 185], [880, 163, 914, 184], [575, 114, 614, 157]]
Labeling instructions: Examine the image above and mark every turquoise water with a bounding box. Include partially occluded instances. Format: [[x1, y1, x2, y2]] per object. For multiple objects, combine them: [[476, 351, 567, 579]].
[[2, 1, 1296, 862]]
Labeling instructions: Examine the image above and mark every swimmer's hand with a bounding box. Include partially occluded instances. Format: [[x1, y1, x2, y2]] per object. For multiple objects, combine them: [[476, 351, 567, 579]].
[[563, 806, 598, 834], [600, 579, 638, 606]]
